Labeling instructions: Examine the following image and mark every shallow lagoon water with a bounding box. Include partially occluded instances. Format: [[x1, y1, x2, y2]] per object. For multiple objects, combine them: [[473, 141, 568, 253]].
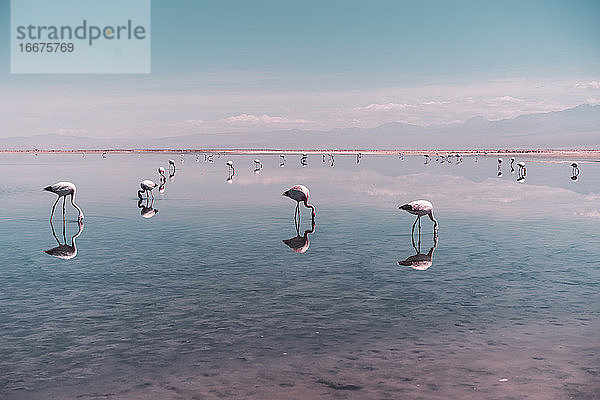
[[0, 153, 599, 399]]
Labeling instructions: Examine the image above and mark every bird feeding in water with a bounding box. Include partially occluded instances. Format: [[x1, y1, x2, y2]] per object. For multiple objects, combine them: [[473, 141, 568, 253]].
[[226, 160, 235, 183], [254, 159, 262, 174], [280, 154, 286, 167], [510, 157, 516, 173], [168, 159, 176, 173], [399, 200, 438, 236], [138, 180, 158, 200], [158, 167, 167, 182], [516, 161, 527, 183], [497, 158, 503, 177], [301, 154, 308, 167], [571, 162, 580, 181], [43, 181, 84, 222], [282, 185, 316, 219]]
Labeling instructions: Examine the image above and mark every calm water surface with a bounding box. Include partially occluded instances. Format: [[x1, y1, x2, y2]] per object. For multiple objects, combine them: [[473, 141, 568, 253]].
[[0, 153, 598, 399]]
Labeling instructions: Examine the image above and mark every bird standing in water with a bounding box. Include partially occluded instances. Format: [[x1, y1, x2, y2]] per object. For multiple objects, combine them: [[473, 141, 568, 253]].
[[43, 181, 84, 222], [138, 180, 158, 200], [282, 185, 316, 219], [400, 200, 438, 235]]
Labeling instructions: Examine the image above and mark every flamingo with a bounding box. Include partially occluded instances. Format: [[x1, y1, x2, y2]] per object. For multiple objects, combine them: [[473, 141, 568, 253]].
[[282, 185, 316, 218], [424, 154, 430, 165], [517, 161, 526, 176], [168, 159, 176, 173], [280, 154, 286, 167], [254, 159, 262, 174], [45, 219, 85, 260], [497, 157, 503, 177], [301, 154, 308, 167], [43, 182, 84, 222], [399, 200, 438, 235], [158, 167, 167, 182], [510, 157, 515, 173], [356, 153, 362, 164], [138, 180, 158, 200], [571, 162, 580, 181], [226, 160, 235, 183]]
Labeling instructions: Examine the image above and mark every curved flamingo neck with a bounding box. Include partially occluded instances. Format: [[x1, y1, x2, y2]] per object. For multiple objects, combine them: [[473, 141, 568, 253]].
[[428, 211, 438, 230], [137, 189, 144, 199]]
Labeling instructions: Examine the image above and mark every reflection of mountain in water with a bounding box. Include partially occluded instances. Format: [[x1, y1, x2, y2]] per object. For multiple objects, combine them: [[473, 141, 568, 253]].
[[45, 219, 84, 260]]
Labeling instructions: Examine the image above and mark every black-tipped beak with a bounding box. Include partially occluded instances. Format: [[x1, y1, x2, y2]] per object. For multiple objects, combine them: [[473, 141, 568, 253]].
[[282, 191, 288, 196], [399, 204, 411, 211]]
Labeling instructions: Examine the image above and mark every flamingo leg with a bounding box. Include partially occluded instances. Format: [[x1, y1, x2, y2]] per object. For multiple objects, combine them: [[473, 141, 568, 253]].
[[150, 189, 154, 201], [411, 216, 418, 237], [50, 196, 60, 221], [62, 196, 66, 218]]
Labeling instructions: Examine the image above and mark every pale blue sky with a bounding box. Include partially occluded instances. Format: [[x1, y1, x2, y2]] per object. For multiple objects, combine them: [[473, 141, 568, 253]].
[[0, 0, 599, 138]]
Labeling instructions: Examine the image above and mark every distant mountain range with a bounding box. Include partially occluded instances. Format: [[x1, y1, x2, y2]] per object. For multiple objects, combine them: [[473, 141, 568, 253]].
[[1, 104, 599, 150]]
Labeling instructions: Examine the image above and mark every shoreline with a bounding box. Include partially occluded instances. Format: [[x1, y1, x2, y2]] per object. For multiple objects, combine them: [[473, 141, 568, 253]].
[[1, 148, 599, 160]]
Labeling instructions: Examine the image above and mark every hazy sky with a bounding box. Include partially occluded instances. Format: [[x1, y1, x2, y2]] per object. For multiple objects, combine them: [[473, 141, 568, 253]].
[[0, 0, 599, 139]]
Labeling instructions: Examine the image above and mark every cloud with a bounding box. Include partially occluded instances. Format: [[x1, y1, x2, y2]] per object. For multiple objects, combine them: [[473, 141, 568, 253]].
[[575, 80, 600, 89], [222, 114, 312, 125], [56, 128, 89, 135], [490, 96, 523, 103], [184, 119, 204, 126], [356, 103, 410, 112]]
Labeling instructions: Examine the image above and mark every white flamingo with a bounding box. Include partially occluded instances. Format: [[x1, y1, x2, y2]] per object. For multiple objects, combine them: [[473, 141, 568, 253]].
[[43, 182, 84, 222], [399, 200, 438, 235], [168, 159, 176, 173], [138, 180, 158, 200], [282, 185, 316, 218]]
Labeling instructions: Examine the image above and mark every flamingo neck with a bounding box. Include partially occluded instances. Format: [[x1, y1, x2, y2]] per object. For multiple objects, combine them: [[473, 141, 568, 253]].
[[428, 211, 438, 229], [137, 189, 144, 199]]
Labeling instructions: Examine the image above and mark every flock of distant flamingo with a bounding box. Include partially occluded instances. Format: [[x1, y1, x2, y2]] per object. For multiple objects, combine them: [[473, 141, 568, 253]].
[[42, 152, 583, 261]]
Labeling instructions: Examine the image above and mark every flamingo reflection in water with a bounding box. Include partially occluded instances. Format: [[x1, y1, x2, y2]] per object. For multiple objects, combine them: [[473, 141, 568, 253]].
[[283, 210, 316, 253], [138, 198, 158, 218], [45, 218, 85, 260], [399, 230, 438, 271]]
